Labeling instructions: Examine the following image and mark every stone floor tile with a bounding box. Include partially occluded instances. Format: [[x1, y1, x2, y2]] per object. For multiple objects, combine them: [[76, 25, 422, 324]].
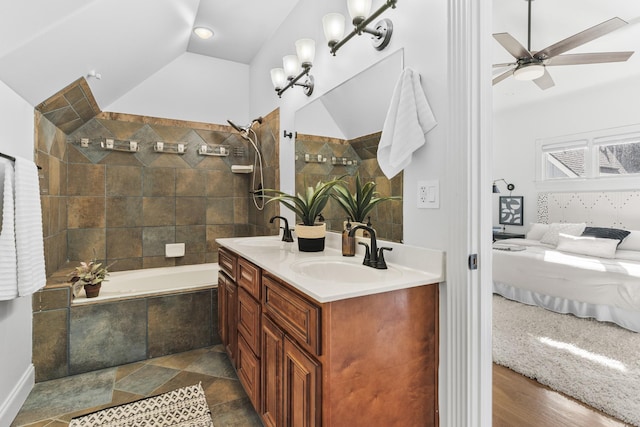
[[114, 364, 179, 396], [114, 362, 145, 381], [209, 397, 263, 426], [58, 390, 144, 422], [146, 346, 210, 370], [11, 368, 115, 426], [149, 370, 218, 397], [203, 377, 247, 407], [183, 350, 236, 379]]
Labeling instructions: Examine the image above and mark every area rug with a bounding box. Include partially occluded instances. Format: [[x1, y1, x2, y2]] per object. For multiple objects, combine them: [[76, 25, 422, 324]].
[[493, 295, 640, 426], [69, 383, 213, 427]]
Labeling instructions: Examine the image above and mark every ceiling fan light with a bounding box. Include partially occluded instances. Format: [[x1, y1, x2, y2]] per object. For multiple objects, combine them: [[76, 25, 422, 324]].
[[513, 63, 545, 81]]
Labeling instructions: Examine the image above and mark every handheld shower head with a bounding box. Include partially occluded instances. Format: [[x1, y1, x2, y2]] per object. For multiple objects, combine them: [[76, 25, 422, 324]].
[[226, 119, 247, 133]]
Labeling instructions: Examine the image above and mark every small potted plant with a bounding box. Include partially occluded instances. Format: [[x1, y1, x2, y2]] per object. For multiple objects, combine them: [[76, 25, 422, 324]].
[[264, 178, 343, 252], [332, 173, 401, 232], [69, 258, 114, 298]]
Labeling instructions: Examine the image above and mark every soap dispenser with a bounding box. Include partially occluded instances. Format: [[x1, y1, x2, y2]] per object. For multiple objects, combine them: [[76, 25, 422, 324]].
[[342, 218, 355, 257]]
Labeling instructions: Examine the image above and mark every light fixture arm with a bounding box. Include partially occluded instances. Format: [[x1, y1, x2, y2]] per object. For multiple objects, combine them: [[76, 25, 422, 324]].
[[329, 0, 397, 55], [276, 65, 314, 98], [492, 178, 515, 194]]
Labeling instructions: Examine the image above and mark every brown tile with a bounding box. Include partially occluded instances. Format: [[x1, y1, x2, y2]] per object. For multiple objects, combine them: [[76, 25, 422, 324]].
[[99, 151, 144, 167], [147, 291, 212, 358], [143, 197, 175, 226], [206, 170, 235, 197], [41, 197, 51, 237], [48, 197, 61, 235], [203, 377, 247, 407], [48, 157, 61, 196], [33, 288, 69, 312], [67, 197, 105, 229], [107, 257, 142, 272], [176, 169, 207, 196], [150, 370, 217, 397], [115, 362, 145, 381], [206, 225, 235, 251], [67, 144, 92, 164], [67, 228, 106, 261], [176, 253, 205, 266], [64, 84, 86, 104], [207, 198, 234, 225], [67, 163, 105, 196], [143, 168, 176, 197], [33, 309, 68, 382], [176, 225, 206, 254], [106, 197, 143, 228], [176, 197, 206, 226], [233, 197, 248, 224], [106, 165, 142, 196], [143, 256, 176, 269], [95, 119, 146, 141], [72, 98, 96, 122], [142, 226, 175, 257], [106, 228, 143, 259], [147, 347, 211, 370]]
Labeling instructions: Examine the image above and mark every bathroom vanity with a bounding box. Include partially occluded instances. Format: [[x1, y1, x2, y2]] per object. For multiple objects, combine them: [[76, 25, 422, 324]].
[[216, 234, 444, 427]]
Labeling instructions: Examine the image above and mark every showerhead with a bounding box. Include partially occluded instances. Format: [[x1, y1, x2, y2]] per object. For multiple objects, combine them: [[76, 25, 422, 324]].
[[226, 119, 247, 134]]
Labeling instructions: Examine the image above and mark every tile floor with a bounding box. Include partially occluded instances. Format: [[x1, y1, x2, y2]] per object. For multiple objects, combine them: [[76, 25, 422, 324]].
[[11, 345, 263, 427]]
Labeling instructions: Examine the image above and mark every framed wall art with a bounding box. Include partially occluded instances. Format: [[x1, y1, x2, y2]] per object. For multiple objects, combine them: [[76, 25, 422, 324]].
[[499, 196, 523, 226]]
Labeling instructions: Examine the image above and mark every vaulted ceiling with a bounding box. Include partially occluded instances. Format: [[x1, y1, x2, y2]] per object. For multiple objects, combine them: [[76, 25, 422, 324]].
[[0, 0, 299, 109], [1, 0, 639, 113]]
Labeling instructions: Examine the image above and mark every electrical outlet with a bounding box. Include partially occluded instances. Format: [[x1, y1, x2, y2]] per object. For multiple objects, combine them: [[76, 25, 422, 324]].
[[417, 180, 439, 209]]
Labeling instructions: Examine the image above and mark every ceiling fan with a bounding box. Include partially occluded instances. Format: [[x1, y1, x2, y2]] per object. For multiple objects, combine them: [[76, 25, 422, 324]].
[[493, 0, 634, 90]]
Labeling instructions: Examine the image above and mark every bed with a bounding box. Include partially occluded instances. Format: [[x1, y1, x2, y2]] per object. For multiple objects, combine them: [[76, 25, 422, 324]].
[[492, 191, 640, 332]]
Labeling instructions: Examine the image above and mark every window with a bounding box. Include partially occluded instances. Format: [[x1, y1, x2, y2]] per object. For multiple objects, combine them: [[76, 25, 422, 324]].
[[537, 125, 640, 184]]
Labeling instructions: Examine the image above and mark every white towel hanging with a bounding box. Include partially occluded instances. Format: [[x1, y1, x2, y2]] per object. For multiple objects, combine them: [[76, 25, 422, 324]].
[[377, 67, 438, 179], [0, 158, 18, 300], [14, 157, 46, 296]]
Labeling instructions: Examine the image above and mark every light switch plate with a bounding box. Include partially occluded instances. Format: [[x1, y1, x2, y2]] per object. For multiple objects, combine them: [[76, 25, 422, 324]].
[[417, 180, 439, 209]]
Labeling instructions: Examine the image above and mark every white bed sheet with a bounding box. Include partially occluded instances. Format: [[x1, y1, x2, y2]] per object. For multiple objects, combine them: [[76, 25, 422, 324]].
[[492, 238, 640, 331]]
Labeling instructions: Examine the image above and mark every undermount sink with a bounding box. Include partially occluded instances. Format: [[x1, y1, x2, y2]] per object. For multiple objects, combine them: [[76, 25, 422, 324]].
[[289, 256, 402, 283]]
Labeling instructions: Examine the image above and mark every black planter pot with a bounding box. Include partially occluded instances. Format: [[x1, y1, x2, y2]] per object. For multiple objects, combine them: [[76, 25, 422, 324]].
[[297, 237, 325, 252]]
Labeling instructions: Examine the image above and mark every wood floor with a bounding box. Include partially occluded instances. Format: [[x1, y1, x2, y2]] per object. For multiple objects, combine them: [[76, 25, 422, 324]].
[[493, 364, 629, 427]]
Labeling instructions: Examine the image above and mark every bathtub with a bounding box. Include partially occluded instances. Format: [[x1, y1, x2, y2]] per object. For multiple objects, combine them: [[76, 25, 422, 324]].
[[72, 263, 220, 305]]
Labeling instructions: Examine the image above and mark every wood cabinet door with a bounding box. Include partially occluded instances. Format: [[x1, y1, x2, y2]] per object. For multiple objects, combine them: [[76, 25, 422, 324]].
[[237, 334, 261, 410], [238, 287, 261, 355], [261, 315, 284, 427], [225, 280, 238, 366], [283, 336, 321, 427], [217, 273, 227, 347]]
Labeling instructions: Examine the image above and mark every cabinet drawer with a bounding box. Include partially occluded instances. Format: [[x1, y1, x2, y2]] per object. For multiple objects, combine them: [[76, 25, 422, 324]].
[[218, 247, 237, 281], [238, 257, 261, 299], [262, 274, 321, 356], [237, 334, 261, 410], [238, 287, 261, 355]]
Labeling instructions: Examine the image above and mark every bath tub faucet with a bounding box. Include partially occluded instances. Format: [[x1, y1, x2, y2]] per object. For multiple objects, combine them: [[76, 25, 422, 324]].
[[270, 216, 294, 242], [349, 225, 392, 269]]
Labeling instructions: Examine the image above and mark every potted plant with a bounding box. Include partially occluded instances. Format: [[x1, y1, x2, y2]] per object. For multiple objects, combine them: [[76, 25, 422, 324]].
[[264, 178, 343, 252], [69, 258, 114, 298], [332, 173, 401, 232]]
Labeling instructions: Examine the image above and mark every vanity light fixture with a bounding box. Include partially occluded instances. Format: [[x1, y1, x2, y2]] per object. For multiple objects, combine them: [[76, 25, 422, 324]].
[[322, 0, 397, 56], [193, 27, 214, 40], [270, 38, 315, 98], [492, 178, 515, 194]]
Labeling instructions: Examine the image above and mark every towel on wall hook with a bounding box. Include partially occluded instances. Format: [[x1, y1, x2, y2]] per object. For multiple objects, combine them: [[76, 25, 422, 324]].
[[377, 67, 437, 179]]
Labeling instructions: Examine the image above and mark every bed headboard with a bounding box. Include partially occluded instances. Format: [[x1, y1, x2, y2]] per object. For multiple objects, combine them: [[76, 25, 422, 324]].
[[537, 191, 640, 230]]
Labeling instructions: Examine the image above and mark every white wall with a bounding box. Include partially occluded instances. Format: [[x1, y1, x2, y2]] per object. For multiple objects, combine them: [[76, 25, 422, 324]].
[[107, 52, 251, 125], [493, 75, 640, 232], [249, 0, 450, 249], [0, 80, 35, 426]]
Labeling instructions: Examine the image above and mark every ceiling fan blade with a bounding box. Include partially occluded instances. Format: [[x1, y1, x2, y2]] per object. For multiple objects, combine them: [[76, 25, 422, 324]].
[[493, 62, 517, 68], [533, 69, 555, 90], [545, 51, 634, 66], [493, 33, 532, 60], [493, 69, 514, 86], [534, 17, 628, 60]]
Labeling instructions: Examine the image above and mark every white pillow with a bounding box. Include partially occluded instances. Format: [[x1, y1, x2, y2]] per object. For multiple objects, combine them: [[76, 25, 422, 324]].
[[556, 233, 618, 259], [618, 230, 640, 252], [526, 223, 549, 241], [615, 250, 640, 262], [540, 222, 586, 246]]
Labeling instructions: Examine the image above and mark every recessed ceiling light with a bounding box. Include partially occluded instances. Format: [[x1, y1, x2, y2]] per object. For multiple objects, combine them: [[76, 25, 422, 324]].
[[193, 27, 214, 40]]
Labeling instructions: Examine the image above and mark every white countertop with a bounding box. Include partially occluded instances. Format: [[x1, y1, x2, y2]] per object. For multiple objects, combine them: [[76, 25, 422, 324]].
[[216, 232, 445, 303]]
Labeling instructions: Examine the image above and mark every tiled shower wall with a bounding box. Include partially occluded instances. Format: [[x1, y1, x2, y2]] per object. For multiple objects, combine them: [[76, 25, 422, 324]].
[[36, 112, 69, 276], [65, 110, 280, 270], [295, 132, 403, 242]]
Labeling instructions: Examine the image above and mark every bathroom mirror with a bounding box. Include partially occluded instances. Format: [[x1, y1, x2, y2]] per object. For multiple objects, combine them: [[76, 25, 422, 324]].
[[294, 49, 404, 242]]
